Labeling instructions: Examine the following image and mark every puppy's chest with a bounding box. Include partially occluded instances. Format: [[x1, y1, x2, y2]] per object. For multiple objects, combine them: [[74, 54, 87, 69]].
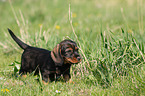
[[55, 66, 69, 74], [56, 67, 61, 74]]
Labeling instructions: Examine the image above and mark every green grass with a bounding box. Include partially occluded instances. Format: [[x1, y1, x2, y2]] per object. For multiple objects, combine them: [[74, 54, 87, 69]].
[[0, 0, 145, 95]]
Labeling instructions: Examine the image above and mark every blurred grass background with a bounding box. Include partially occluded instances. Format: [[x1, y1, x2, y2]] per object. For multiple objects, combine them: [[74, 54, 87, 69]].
[[0, 0, 145, 95]]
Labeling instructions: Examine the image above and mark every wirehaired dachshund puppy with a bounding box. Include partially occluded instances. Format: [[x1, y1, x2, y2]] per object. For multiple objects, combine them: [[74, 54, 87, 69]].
[[8, 29, 81, 83]]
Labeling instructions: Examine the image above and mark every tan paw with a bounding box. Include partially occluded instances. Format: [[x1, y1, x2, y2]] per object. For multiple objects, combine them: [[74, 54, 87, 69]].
[[42, 80, 49, 85], [22, 75, 27, 78], [67, 79, 74, 84]]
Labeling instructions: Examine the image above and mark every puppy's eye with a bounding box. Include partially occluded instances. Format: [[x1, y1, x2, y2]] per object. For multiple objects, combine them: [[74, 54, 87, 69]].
[[66, 50, 72, 53], [74, 48, 78, 52]]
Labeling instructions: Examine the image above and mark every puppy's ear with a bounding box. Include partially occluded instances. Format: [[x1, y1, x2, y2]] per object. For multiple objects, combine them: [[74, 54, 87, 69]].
[[51, 44, 63, 66]]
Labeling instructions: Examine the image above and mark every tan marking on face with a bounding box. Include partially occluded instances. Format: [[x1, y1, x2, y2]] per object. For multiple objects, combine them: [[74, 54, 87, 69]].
[[65, 48, 73, 53], [65, 57, 80, 64], [75, 47, 78, 50]]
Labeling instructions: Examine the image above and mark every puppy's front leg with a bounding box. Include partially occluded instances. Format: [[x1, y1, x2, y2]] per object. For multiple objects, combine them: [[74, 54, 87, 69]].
[[42, 73, 55, 85], [42, 75, 50, 85], [42, 80, 50, 85], [62, 67, 74, 83], [63, 74, 73, 83], [63, 74, 71, 81]]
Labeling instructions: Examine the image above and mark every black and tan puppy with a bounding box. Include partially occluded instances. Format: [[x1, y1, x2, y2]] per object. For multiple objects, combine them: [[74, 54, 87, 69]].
[[8, 29, 81, 83]]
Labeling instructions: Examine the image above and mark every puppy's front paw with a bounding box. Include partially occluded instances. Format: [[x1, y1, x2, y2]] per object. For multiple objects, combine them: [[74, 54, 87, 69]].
[[42, 78, 51, 85], [67, 79, 74, 84], [42, 80, 49, 85]]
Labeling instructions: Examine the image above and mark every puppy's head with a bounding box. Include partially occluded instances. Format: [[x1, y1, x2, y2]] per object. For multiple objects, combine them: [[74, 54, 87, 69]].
[[51, 39, 81, 66]]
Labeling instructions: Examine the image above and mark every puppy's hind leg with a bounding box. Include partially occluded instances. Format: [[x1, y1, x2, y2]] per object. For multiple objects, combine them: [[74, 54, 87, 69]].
[[19, 69, 27, 78]]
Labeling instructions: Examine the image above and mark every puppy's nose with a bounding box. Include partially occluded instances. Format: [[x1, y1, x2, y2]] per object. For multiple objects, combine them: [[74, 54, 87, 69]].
[[77, 56, 81, 61]]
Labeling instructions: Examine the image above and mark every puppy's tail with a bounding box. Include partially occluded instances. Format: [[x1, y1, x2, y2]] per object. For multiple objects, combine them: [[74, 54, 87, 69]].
[[8, 28, 29, 49]]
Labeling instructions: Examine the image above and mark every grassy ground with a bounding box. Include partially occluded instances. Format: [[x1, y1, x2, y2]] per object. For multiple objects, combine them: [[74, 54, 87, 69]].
[[0, 0, 145, 95]]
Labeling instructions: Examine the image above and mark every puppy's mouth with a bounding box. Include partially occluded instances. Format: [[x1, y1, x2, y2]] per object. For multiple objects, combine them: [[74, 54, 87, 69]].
[[64, 56, 81, 64]]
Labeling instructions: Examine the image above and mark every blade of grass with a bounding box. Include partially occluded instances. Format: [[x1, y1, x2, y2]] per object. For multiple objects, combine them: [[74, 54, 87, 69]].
[[133, 39, 145, 62]]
